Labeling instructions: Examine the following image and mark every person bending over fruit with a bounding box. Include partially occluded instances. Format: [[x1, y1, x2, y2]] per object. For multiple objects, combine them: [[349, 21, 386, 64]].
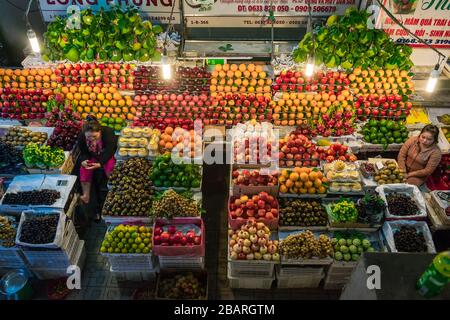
[[78, 115, 117, 214], [397, 124, 442, 187]]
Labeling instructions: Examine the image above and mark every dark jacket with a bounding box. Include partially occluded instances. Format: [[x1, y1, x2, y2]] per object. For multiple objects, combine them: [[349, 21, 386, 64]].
[[78, 126, 118, 166]]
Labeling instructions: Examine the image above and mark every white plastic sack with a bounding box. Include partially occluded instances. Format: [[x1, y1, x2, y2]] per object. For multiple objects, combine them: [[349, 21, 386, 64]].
[[375, 183, 427, 220], [15, 209, 66, 249], [382, 220, 436, 253]]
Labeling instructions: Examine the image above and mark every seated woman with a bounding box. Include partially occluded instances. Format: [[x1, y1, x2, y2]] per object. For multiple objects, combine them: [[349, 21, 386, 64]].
[[397, 124, 442, 188], [78, 115, 117, 220]]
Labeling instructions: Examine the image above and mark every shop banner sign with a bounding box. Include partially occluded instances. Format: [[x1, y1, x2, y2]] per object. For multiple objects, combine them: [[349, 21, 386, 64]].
[[183, 0, 361, 28], [377, 0, 450, 48], [38, 0, 181, 24]]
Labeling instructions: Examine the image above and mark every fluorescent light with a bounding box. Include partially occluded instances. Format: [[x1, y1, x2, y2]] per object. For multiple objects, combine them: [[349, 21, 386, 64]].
[[426, 66, 440, 93], [162, 64, 171, 80], [27, 28, 40, 54], [305, 61, 314, 77]]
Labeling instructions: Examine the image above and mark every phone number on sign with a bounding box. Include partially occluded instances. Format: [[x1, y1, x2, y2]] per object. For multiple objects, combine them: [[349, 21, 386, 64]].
[[237, 5, 337, 12]]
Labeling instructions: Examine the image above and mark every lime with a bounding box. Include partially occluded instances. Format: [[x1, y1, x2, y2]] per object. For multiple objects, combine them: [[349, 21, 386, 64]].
[[121, 248, 128, 254], [124, 244, 131, 249], [132, 244, 138, 249], [118, 232, 124, 238], [108, 247, 114, 253], [117, 243, 124, 249], [143, 238, 150, 245], [135, 237, 142, 244], [66, 47, 80, 62], [111, 242, 117, 248], [135, 249, 142, 254], [143, 247, 150, 254], [125, 232, 131, 239], [128, 238, 134, 244], [114, 248, 121, 253], [121, 238, 127, 244], [102, 241, 110, 248], [138, 243, 145, 250], [100, 246, 107, 253], [131, 232, 138, 239]]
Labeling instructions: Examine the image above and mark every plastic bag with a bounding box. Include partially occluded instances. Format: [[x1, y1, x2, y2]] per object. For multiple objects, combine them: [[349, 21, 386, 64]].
[[382, 220, 436, 253]]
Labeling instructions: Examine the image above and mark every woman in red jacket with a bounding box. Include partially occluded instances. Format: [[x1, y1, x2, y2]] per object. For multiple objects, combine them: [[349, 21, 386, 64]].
[[397, 124, 442, 187], [78, 116, 117, 212]]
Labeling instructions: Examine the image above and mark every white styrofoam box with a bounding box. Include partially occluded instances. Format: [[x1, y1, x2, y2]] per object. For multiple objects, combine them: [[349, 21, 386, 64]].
[[158, 256, 204, 270], [228, 259, 276, 278], [276, 269, 324, 289], [227, 265, 274, 289], [277, 265, 324, 278], [103, 253, 157, 272], [109, 266, 157, 282]]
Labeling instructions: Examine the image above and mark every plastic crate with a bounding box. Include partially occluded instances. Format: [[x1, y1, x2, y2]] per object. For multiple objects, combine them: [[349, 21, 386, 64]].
[[227, 265, 274, 289], [276, 268, 324, 289], [0, 247, 26, 269], [102, 253, 157, 272], [110, 267, 157, 282], [228, 258, 277, 278], [158, 256, 205, 270], [155, 270, 208, 300], [277, 265, 324, 278], [228, 194, 279, 230]]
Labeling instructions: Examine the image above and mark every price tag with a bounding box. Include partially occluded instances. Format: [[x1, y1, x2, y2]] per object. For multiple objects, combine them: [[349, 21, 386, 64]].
[[376, 162, 384, 170]]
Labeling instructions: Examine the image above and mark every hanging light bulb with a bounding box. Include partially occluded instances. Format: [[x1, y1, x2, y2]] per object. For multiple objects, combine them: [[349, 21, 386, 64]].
[[304, 56, 314, 77], [161, 49, 171, 80], [426, 64, 440, 93], [27, 27, 40, 54]]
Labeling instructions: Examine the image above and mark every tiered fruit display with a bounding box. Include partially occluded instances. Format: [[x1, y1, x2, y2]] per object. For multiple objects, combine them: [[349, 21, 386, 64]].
[[103, 158, 154, 216], [279, 167, 327, 195], [0, 141, 23, 175], [354, 94, 412, 120], [329, 199, 359, 223], [153, 224, 202, 247], [150, 154, 201, 189], [100, 224, 152, 254], [45, 102, 83, 151], [1, 127, 48, 147], [158, 126, 202, 159], [293, 8, 413, 71], [394, 225, 427, 252], [23, 143, 65, 169], [229, 192, 279, 221], [151, 189, 201, 219], [134, 66, 210, 94], [349, 68, 414, 97], [273, 70, 350, 93], [331, 233, 375, 262], [60, 84, 132, 130], [157, 273, 206, 300], [210, 63, 272, 96], [131, 92, 208, 128], [279, 132, 320, 167], [19, 214, 59, 245], [0, 68, 57, 89], [228, 221, 280, 261], [361, 119, 409, 147], [324, 161, 363, 193], [373, 159, 406, 185], [280, 231, 333, 260], [118, 127, 155, 158], [42, 7, 162, 62], [231, 169, 278, 187], [213, 93, 273, 124], [0, 88, 53, 120], [0, 216, 17, 248], [3, 189, 60, 206], [54, 63, 134, 90], [279, 199, 328, 227], [272, 91, 355, 136]]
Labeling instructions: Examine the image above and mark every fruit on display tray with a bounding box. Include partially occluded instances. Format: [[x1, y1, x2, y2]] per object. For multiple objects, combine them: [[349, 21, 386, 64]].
[[19, 214, 59, 244], [324, 161, 360, 181], [153, 224, 202, 247], [273, 70, 349, 93], [354, 94, 412, 120], [151, 189, 201, 219], [442, 127, 450, 144], [45, 103, 83, 151], [0, 68, 56, 89], [279, 132, 320, 167], [134, 66, 210, 94], [157, 273, 206, 300], [331, 233, 375, 262], [23, 143, 66, 169], [349, 69, 414, 98], [54, 63, 134, 89], [293, 8, 413, 70], [1, 127, 48, 147], [103, 158, 154, 216], [0, 216, 17, 248], [229, 192, 278, 221], [438, 114, 450, 125], [406, 107, 430, 125], [118, 127, 155, 157], [62, 84, 133, 128], [2, 189, 61, 206], [279, 167, 327, 195], [394, 225, 427, 252], [374, 160, 406, 185], [356, 191, 386, 224], [361, 119, 409, 147], [231, 169, 278, 187], [100, 224, 152, 254], [0, 88, 53, 120], [386, 192, 419, 216], [210, 63, 272, 96], [150, 154, 201, 189], [280, 230, 333, 259], [158, 126, 202, 159], [279, 199, 328, 227], [228, 221, 280, 261], [329, 198, 359, 223], [42, 7, 162, 62], [359, 162, 376, 179], [0, 141, 23, 175]]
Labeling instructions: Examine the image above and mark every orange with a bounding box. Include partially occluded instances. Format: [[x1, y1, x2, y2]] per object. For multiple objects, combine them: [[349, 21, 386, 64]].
[[317, 186, 326, 194], [102, 100, 110, 107], [251, 71, 258, 78], [285, 179, 294, 188], [110, 100, 117, 107], [211, 71, 219, 78], [289, 172, 299, 181], [255, 65, 263, 73], [300, 172, 309, 182], [299, 188, 308, 194], [69, 86, 77, 93], [295, 181, 303, 188], [308, 187, 316, 194], [259, 72, 266, 79], [279, 185, 288, 193], [243, 70, 250, 78], [314, 179, 322, 188], [304, 181, 313, 188], [234, 70, 242, 78], [222, 64, 230, 71], [239, 64, 247, 72], [308, 171, 318, 181], [218, 71, 226, 78], [214, 64, 222, 72]]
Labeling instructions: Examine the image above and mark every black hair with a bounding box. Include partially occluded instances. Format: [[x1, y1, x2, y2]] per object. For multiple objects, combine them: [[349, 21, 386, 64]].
[[420, 124, 439, 144], [82, 114, 101, 133]]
